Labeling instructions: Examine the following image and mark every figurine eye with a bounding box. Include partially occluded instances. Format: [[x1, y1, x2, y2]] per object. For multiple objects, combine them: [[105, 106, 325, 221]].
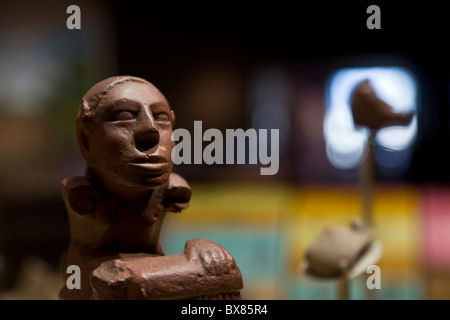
[[112, 110, 137, 121], [154, 112, 170, 122]]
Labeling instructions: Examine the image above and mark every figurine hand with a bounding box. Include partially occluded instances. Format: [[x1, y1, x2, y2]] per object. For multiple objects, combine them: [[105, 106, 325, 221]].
[[185, 239, 237, 276]]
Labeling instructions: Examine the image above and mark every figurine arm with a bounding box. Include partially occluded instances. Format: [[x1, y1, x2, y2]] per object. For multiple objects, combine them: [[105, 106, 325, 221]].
[[90, 241, 243, 300]]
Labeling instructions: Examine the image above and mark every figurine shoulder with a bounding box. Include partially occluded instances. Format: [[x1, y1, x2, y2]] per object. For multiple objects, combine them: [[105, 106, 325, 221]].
[[61, 176, 100, 216]]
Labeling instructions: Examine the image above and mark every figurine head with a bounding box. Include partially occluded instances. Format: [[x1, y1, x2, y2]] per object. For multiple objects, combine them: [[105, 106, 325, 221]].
[[76, 76, 176, 196]]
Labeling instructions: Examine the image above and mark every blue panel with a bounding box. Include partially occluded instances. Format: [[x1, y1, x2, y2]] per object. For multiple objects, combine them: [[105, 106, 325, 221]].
[[161, 226, 286, 282]]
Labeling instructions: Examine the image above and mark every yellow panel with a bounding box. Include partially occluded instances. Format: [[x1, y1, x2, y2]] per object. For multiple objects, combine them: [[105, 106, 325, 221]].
[[173, 182, 288, 225], [171, 183, 422, 274], [284, 185, 421, 274]]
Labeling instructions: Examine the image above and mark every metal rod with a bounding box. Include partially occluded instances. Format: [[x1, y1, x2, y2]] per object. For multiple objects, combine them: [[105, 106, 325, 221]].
[[361, 130, 376, 226], [337, 273, 350, 300]]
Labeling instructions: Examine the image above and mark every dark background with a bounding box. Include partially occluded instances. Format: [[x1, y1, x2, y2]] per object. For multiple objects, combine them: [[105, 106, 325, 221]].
[[111, 1, 449, 183]]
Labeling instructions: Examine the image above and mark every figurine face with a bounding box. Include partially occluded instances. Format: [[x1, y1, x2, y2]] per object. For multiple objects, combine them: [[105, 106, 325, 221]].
[[84, 81, 175, 190]]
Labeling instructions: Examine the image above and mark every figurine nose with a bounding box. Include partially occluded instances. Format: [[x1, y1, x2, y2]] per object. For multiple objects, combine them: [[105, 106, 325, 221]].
[[134, 114, 160, 152]]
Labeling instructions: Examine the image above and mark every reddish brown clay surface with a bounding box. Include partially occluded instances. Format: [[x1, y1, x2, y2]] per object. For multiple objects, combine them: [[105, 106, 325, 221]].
[[59, 76, 243, 300]]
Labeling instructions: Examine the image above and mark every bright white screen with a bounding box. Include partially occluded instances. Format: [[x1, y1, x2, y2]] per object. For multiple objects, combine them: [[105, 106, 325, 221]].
[[324, 67, 417, 170]]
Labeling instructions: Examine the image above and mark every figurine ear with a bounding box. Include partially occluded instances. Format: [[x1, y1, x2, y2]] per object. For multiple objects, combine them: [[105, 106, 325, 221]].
[[170, 110, 176, 127], [162, 173, 191, 213], [78, 130, 96, 164]]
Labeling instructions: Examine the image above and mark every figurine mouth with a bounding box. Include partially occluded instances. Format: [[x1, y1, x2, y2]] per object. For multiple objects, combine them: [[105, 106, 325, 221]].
[[129, 156, 170, 175], [132, 155, 168, 164]]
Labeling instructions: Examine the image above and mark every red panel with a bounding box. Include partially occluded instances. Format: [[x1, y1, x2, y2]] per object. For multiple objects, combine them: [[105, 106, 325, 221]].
[[422, 186, 450, 269]]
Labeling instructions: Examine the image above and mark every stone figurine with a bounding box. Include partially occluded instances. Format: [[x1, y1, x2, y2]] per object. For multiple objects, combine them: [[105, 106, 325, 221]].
[[59, 76, 243, 300], [304, 219, 375, 278]]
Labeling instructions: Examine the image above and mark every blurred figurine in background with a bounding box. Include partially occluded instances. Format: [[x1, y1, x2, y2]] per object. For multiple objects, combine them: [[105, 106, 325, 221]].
[[351, 79, 414, 130], [59, 76, 243, 300], [302, 79, 413, 299]]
